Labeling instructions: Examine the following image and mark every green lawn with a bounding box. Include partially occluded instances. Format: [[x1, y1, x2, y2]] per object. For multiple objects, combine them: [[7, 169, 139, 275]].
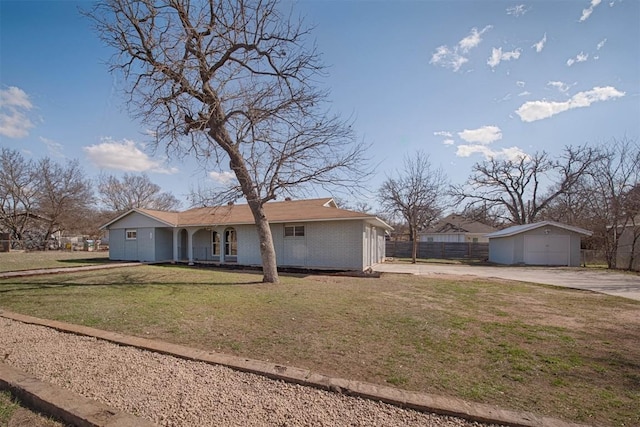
[[0, 251, 109, 273], [0, 264, 638, 426]]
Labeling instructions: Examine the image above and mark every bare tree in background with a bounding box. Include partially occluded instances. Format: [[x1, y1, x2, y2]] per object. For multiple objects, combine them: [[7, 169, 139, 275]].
[[98, 173, 181, 213], [0, 149, 39, 245], [35, 158, 94, 248], [451, 145, 601, 225], [378, 152, 448, 263], [570, 138, 640, 268], [86, 0, 370, 282]]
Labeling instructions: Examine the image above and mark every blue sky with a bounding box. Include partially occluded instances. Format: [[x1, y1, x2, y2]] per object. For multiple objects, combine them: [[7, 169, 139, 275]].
[[1, 0, 638, 210]]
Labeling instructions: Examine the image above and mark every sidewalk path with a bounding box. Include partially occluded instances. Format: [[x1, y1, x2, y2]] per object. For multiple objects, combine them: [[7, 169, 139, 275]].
[[0, 262, 142, 279], [373, 263, 640, 301]]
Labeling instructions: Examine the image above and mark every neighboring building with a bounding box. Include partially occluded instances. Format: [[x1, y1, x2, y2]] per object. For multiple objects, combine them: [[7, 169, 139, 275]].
[[100, 198, 392, 271], [616, 215, 640, 271], [486, 221, 592, 267], [419, 214, 497, 243]]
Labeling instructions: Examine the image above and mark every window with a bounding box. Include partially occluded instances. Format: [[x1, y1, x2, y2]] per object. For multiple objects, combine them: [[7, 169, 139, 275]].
[[284, 225, 305, 237], [212, 231, 220, 256], [472, 237, 479, 243], [224, 228, 237, 256], [126, 229, 137, 240]]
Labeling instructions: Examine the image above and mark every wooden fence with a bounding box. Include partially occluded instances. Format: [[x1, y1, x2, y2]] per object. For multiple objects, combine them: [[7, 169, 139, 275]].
[[386, 241, 489, 260]]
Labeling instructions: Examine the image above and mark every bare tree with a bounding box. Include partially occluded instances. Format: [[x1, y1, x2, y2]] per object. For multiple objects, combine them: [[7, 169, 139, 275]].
[[451, 145, 601, 225], [378, 152, 449, 263], [35, 158, 94, 247], [86, 0, 370, 282], [98, 173, 181, 213], [571, 138, 640, 268], [0, 148, 39, 246]]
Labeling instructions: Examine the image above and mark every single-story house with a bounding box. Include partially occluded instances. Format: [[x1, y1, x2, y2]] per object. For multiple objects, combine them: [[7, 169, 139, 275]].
[[486, 221, 592, 267], [419, 214, 497, 243], [100, 198, 392, 271]]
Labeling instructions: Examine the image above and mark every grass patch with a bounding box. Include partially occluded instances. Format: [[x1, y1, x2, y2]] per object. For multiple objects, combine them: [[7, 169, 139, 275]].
[[0, 251, 109, 273], [0, 391, 64, 427], [0, 391, 18, 425], [1, 264, 639, 426]]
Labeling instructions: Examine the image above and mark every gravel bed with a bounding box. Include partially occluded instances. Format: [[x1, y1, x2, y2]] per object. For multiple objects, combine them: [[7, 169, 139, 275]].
[[0, 318, 500, 427]]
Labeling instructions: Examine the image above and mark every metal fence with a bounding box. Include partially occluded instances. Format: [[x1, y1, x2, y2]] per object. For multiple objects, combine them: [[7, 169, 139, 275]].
[[386, 241, 489, 260]]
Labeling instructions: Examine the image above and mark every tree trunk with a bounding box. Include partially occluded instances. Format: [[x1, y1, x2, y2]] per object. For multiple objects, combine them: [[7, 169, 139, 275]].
[[247, 200, 279, 283], [411, 228, 418, 264], [209, 120, 280, 283]]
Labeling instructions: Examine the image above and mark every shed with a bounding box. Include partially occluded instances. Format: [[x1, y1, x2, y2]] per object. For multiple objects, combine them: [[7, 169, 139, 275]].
[[486, 221, 592, 267]]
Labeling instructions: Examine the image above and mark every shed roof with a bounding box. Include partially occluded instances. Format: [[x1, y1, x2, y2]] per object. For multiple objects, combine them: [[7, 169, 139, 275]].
[[485, 221, 592, 238], [101, 198, 392, 230]]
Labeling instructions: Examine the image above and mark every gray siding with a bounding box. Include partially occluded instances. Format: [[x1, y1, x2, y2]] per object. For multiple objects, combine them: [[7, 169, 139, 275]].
[[192, 229, 213, 261], [488, 237, 514, 264], [108, 229, 126, 260], [306, 220, 363, 269], [155, 228, 173, 261]]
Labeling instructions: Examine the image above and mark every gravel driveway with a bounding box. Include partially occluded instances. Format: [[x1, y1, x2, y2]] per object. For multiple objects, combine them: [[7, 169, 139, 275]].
[[0, 318, 500, 427], [373, 263, 640, 301]]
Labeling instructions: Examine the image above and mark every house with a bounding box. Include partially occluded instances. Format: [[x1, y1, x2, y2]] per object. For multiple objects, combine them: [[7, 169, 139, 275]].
[[616, 215, 640, 271], [419, 214, 497, 243], [100, 198, 392, 271], [485, 221, 592, 267]]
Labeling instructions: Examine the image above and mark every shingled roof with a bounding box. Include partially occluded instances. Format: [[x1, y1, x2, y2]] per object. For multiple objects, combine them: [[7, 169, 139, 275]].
[[422, 214, 497, 234], [102, 198, 392, 230]]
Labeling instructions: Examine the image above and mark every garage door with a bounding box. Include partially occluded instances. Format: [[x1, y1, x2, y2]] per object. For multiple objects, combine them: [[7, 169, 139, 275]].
[[524, 235, 569, 266]]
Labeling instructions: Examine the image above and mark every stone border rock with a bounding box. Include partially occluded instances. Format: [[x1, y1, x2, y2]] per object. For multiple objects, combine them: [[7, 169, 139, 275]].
[[0, 310, 591, 427], [0, 362, 156, 427]]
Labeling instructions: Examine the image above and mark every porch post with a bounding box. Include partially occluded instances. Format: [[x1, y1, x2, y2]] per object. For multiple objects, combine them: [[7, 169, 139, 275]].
[[187, 228, 195, 265], [172, 228, 178, 263]]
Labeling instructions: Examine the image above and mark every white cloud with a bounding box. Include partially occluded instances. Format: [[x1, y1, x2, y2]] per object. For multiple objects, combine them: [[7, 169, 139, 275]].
[[434, 131, 453, 138], [430, 45, 468, 72], [580, 0, 602, 22], [458, 26, 492, 53], [430, 25, 491, 72], [40, 136, 64, 157], [567, 52, 589, 66], [487, 47, 522, 68], [456, 144, 526, 161], [0, 86, 33, 109], [516, 81, 526, 88], [547, 80, 573, 94], [443, 139, 455, 146], [209, 171, 237, 185], [83, 138, 178, 174], [0, 86, 35, 138], [458, 126, 502, 144], [596, 38, 607, 50], [532, 33, 547, 53], [515, 86, 625, 122], [518, 91, 531, 97], [506, 4, 530, 17]]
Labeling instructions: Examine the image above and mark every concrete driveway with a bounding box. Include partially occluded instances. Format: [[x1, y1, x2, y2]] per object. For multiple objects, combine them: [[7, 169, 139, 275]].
[[372, 263, 640, 302]]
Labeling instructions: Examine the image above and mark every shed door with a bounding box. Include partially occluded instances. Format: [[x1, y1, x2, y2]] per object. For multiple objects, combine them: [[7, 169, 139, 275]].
[[524, 235, 569, 266]]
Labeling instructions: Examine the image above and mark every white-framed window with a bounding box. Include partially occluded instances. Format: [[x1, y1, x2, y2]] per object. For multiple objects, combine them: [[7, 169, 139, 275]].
[[224, 227, 237, 256], [284, 225, 305, 237], [212, 231, 220, 256], [126, 229, 137, 240]]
